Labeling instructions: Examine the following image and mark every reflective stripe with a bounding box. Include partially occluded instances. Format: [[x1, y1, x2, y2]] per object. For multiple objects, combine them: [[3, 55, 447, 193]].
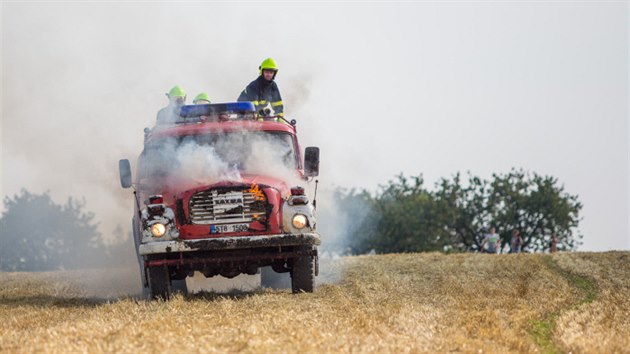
[[277, 112, 285, 117], [271, 100, 283, 107], [252, 100, 259, 105]]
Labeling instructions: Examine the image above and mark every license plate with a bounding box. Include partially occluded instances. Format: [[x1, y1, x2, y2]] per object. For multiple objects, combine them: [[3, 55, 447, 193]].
[[211, 223, 249, 234]]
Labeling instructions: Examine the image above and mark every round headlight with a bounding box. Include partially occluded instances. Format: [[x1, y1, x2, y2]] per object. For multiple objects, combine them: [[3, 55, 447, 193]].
[[151, 223, 166, 237], [292, 214, 308, 229]]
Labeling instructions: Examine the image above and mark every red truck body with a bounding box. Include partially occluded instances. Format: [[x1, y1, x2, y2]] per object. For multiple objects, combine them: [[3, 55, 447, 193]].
[[119, 104, 320, 299]]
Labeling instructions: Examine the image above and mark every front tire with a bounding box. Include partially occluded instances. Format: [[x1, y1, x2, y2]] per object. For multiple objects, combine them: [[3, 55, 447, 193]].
[[147, 265, 171, 300], [290, 248, 316, 293]]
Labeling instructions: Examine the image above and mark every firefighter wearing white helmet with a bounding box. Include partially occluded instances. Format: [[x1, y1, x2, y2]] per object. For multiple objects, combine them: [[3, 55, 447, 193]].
[[237, 58, 284, 118], [156, 85, 186, 125]]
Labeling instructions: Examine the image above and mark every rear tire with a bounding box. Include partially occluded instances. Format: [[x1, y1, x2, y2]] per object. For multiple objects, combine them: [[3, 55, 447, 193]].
[[147, 265, 171, 300], [290, 248, 315, 293]]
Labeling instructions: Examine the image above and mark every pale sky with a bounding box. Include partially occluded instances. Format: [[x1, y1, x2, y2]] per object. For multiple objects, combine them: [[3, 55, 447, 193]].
[[1, 2, 628, 251]]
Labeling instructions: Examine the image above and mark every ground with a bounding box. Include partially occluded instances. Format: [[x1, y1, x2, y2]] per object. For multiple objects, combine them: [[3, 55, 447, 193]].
[[1, 251, 628, 353]]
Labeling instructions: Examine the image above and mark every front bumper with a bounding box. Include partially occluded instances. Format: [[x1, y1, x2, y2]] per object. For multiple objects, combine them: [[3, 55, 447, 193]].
[[138, 233, 320, 256]]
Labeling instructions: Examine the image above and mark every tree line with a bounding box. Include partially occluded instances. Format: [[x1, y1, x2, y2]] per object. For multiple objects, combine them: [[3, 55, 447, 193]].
[[0, 190, 134, 271], [0, 169, 582, 271], [320, 169, 582, 254]]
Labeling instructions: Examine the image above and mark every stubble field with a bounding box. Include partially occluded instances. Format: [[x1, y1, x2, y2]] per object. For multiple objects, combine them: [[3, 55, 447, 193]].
[[1, 251, 628, 353]]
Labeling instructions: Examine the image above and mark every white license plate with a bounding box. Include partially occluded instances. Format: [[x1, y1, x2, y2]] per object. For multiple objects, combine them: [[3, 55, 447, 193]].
[[211, 223, 249, 234]]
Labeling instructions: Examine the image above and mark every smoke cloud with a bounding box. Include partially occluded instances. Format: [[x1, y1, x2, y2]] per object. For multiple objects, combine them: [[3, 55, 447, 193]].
[[1, 4, 326, 250], [140, 127, 307, 189], [174, 142, 242, 183]]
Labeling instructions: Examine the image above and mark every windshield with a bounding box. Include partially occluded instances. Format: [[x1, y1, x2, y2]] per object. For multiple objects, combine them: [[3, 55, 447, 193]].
[[139, 131, 298, 180]]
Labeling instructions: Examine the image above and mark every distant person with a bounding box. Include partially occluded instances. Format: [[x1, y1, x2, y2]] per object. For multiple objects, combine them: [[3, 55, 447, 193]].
[[157, 85, 186, 125], [237, 57, 284, 118], [481, 227, 501, 254], [193, 92, 211, 105], [550, 233, 558, 253], [510, 229, 523, 253]]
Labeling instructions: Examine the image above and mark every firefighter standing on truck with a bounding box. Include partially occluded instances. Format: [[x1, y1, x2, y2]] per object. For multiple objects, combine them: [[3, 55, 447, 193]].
[[193, 92, 211, 104], [156, 85, 186, 125], [193, 92, 213, 122], [237, 58, 284, 118]]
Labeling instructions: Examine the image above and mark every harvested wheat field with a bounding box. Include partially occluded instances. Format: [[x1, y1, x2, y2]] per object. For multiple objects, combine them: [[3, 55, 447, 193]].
[[1, 251, 629, 353]]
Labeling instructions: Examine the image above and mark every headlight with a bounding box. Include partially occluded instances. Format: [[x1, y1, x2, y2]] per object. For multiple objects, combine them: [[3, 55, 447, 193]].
[[151, 223, 166, 237], [292, 214, 308, 229]]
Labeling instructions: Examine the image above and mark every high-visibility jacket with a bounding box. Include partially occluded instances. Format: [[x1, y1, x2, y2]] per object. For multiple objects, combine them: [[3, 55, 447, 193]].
[[237, 76, 284, 117]]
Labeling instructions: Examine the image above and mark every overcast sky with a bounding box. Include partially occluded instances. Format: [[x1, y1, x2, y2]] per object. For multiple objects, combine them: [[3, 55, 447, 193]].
[[1, 2, 628, 251]]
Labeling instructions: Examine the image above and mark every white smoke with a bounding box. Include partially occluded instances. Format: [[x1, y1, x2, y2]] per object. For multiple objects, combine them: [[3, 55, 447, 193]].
[[0, 4, 369, 291], [243, 133, 306, 187], [173, 141, 242, 184], [143, 126, 306, 190]]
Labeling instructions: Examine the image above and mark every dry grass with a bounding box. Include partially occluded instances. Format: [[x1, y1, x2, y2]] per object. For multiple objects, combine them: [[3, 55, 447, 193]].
[[552, 252, 630, 354], [1, 251, 628, 353]]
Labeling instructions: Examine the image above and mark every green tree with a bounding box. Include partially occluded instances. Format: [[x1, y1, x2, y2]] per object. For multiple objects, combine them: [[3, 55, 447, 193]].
[[434, 173, 493, 251], [0, 189, 107, 271], [344, 175, 452, 254], [330, 169, 582, 254], [488, 170, 582, 251], [436, 169, 582, 252]]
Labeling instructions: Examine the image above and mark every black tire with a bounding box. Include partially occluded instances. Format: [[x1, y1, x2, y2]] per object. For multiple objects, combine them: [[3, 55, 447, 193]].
[[139, 258, 150, 300], [147, 265, 171, 300], [290, 249, 315, 293], [261, 266, 291, 289]]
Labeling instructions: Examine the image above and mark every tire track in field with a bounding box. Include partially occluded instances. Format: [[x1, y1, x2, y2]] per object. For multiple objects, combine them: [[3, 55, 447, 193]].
[[530, 255, 598, 354]]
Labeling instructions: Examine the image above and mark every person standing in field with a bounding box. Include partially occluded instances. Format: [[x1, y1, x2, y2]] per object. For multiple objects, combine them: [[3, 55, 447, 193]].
[[481, 227, 501, 254], [550, 233, 558, 252], [510, 229, 523, 253]]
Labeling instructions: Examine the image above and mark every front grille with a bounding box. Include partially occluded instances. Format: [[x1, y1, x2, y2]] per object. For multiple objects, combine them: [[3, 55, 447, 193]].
[[189, 187, 267, 225]]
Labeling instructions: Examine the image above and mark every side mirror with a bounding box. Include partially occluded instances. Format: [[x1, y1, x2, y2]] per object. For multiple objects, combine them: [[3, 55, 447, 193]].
[[304, 147, 320, 177], [119, 159, 132, 189]]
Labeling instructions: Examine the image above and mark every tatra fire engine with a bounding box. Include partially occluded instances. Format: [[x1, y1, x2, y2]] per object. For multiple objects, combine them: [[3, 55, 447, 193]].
[[119, 102, 320, 299]]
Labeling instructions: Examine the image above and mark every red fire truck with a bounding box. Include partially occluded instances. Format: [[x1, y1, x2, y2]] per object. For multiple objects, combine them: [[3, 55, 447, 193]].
[[119, 102, 320, 299]]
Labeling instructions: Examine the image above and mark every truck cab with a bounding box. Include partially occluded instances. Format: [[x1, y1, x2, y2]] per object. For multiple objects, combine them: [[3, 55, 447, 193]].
[[119, 102, 321, 299]]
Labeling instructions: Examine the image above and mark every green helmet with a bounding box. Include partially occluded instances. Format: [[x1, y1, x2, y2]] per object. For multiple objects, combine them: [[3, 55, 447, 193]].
[[259, 57, 278, 76], [167, 85, 186, 98], [193, 92, 211, 104]]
